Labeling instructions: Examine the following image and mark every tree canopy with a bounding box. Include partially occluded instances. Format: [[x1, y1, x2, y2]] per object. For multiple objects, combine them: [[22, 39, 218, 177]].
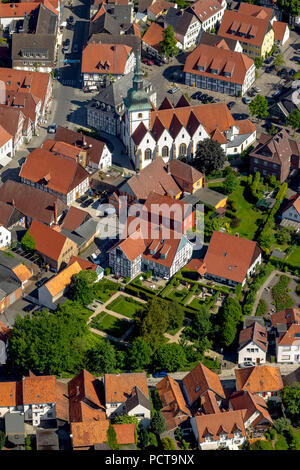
[[154, 343, 187, 372], [159, 26, 179, 58], [21, 230, 36, 252], [151, 411, 166, 435], [8, 307, 88, 374], [87, 339, 117, 374], [277, 0, 300, 16], [193, 139, 227, 175], [218, 296, 242, 347], [69, 270, 98, 305], [127, 337, 152, 370], [223, 171, 240, 195], [287, 110, 300, 131], [249, 95, 269, 120], [281, 384, 300, 425]]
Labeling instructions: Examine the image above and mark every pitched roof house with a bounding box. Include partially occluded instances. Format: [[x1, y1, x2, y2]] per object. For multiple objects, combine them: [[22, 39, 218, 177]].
[[238, 322, 268, 366], [156, 375, 191, 431], [235, 365, 283, 400], [104, 373, 151, 427], [28, 219, 78, 270], [19, 148, 90, 205], [229, 390, 273, 430], [0, 371, 68, 426], [71, 420, 135, 450], [204, 231, 262, 286], [0, 180, 67, 227], [38, 261, 83, 310], [68, 370, 106, 423], [249, 129, 297, 183], [271, 308, 300, 328], [276, 324, 300, 364], [218, 8, 275, 59], [280, 193, 300, 232], [191, 410, 246, 450], [81, 43, 135, 87], [272, 20, 290, 45], [184, 42, 255, 97], [182, 362, 225, 410], [53, 126, 112, 170]]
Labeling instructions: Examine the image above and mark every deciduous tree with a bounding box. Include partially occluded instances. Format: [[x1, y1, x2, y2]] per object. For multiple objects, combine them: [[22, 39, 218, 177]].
[[249, 95, 269, 120], [193, 139, 227, 175]]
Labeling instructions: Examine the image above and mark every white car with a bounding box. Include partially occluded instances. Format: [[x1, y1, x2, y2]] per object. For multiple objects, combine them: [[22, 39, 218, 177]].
[[254, 86, 261, 93], [90, 253, 100, 264]]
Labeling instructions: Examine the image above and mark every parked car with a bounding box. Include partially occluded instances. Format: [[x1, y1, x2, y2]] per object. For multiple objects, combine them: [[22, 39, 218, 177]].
[[36, 277, 48, 288], [68, 15, 74, 25], [47, 123, 57, 134], [63, 45, 70, 54], [265, 65, 275, 73], [242, 96, 251, 104], [272, 90, 282, 98], [90, 253, 101, 265], [227, 101, 235, 110], [265, 56, 273, 64], [153, 371, 168, 378], [64, 38, 70, 46], [253, 86, 261, 93], [78, 195, 88, 204], [154, 58, 163, 66], [277, 67, 288, 77], [73, 44, 79, 53], [239, 362, 255, 368], [168, 86, 180, 94]]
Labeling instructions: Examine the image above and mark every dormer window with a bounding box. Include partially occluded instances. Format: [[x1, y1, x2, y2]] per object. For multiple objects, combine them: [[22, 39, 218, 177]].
[[197, 65, 204, 71], [211, 68, 218, 75], [224, 72, 232, 78]]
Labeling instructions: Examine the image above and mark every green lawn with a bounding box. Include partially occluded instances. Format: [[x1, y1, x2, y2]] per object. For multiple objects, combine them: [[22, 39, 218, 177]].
[[167, 289, 188, 302], [93, 279, 119, 303], [228, 181, 262, 240], [106, 295, 144, 319], [285, 245, 300, 268], [91, 313, 130, 338], [189, 297, 205, 310]]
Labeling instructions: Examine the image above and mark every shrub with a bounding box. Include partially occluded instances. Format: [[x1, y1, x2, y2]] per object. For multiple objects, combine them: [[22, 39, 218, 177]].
[[148, 432, 158, 448], [273, 417, 291, 434], [251, 440, 273, 450], [275, 434, 289, 450], [161, 437, 176, 450], [25, 435, 32, 450], [125, 276, 130, 284], [105, 267, 111, 276], [269, 428, 276, 440], [256, 299, 267, 316], [231, 217, 241, 228]]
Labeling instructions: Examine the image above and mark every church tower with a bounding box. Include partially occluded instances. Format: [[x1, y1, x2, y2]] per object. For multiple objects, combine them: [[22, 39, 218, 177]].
[[124, 55, 153, 139]]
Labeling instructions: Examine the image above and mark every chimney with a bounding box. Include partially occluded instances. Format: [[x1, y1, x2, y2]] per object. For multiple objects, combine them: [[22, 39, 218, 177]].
[[54, 202, 58, 225], [12, 199, 15, 207]]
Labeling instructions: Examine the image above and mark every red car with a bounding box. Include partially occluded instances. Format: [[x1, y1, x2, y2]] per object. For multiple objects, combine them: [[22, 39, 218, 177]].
[[147, 59, 154, 65], [142, 58, 148, 64]]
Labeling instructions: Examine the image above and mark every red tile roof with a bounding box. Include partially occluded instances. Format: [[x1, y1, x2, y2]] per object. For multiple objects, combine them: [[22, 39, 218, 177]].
[[271, 308, 300, 327], [113, 423, 135, 445], [272, 21, 288, 41], [0, 380, 22, 407], [185, 259, 207, 276], [219, 10, 271, 48], [189, 0, 225, 23], [168, 159, 203, 185], [229, 390, 273, 426], [0, 3, 38, 19], [142, 22, 164, 52], [0, 124, 12, 148], [183, 362, 225, 406], [156, 375, 190, 430], [19, 148, 89, 196], [68, 256, 98, 272], [105, 373, 148, 404], [82, 43, 133, 75], [238, 322, 268, 353], [238, 2, 273, 21], [277, 324, 300, 347], [184, 44, 254, 85], [200, 389, 221, 414], [68, 370, 105, 422], [235, 366, 283, 394], [0, 68, 50, 108], [71, 420, 135, 448], [29, 219, 70, 263], [204, 231, 261, 284], [0, 180, 67, 226], [22, 374, 57, 404], [148, 0, 174, 16], [62, 206, 90, 232], [193, 410, 246, 443]]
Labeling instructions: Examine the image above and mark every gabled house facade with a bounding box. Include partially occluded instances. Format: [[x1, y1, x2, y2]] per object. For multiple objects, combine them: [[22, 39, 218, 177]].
[[238, 322, 268, 365], [104, 373, 151, 427]]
